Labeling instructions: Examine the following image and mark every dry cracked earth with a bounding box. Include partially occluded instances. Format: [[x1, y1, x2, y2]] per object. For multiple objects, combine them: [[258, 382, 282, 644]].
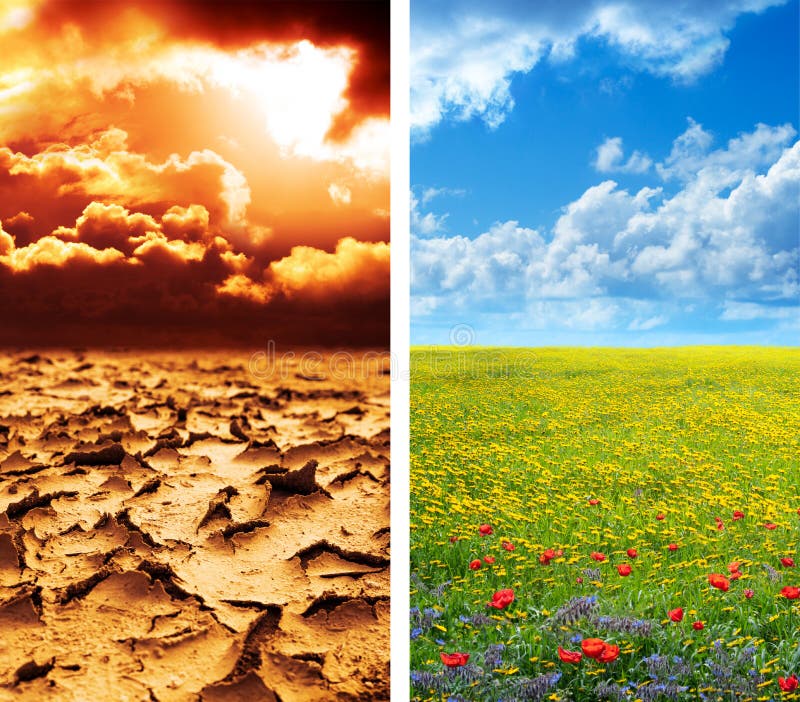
[[0, 351, 390, 701]]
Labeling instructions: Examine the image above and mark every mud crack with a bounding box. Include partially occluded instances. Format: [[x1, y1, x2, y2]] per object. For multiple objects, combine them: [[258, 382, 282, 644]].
[[14, 657, 55, 685]]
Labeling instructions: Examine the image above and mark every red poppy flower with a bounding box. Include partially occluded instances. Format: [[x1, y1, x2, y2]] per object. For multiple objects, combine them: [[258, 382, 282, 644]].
[[708, 573, 730, 591], [728, 561, 741, 573], [581, 638, 606, 659], [730, 570, 742, 581], [668, 543, 679, 552], [779, 674, 799, 692], [469, 559, 481, 570], [716, 521, 725, 531], [692, 621, 704, 630], [744, 589, 754, 599], [781, 586, 800, 599], [668, 607, 684, 622], [487, 588, 515, 609], [479, 524, 493, 536], [764, 522, 777, 530], [539, 548, 556, 565], [557, 646, 582, 664], [440, 652, 470, 667], [588, 498, 600, 505], [576, 576, 583, 584], [732, 510, 744, 521], [598, 643, 620, 663], [590, 551, 606, 562], [450, 536, 460, 543], [627, 548, 638, 559], [617, 564, 632, 577], [780, 557, 795, 568], [501, 540, 515, 551], [656, 513, 665, 521], [484, 555, 496, 565]]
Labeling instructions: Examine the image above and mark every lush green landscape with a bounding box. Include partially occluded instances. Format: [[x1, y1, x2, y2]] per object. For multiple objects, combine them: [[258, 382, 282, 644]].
[[410, 347, 800, 701]]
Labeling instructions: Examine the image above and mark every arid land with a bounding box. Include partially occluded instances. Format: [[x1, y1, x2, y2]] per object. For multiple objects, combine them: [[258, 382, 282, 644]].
[[0, 350, 390, 701]]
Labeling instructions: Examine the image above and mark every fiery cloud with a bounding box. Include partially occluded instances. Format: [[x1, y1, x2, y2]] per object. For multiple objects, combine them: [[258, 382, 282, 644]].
[[218, 237, 390, 304], [0, 0, 389, 347], [1, 129, 250, 227]]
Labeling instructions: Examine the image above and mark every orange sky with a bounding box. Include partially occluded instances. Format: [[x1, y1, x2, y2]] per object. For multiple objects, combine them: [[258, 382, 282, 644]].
[[0, 0, 389, 346]]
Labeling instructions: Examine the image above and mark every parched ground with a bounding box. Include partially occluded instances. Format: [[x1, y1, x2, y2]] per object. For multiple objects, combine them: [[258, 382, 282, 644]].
[[0, 350, 390, 701]]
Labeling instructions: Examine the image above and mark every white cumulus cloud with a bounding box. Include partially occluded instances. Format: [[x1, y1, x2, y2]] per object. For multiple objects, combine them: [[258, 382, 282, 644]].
[[594, 137, 652, 174]]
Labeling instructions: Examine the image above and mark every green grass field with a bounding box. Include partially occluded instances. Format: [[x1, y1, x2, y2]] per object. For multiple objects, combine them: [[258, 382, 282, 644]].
[[410, 347, 800, 702]]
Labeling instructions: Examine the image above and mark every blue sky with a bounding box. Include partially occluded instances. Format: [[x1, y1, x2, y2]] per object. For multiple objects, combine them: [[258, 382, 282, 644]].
[[411, 0, 799, 346]]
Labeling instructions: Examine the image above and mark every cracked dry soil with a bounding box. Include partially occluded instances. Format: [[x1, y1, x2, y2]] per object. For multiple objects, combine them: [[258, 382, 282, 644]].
[[0, 351, 390, 701]]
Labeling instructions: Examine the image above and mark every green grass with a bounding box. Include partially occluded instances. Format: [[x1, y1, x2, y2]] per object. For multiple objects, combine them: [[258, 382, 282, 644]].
[[410, 347, 800, 702]]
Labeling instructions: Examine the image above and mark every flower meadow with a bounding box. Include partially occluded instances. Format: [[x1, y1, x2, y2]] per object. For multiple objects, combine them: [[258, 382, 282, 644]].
[[410, 348, 799, 701]]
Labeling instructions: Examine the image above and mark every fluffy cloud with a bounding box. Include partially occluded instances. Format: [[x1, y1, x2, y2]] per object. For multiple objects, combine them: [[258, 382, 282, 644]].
[[412, 20, 543, 135], [412, 122, 799, 331], [218, 237, 389, 305], [657, 119, 796, 181], [409, 186, 468, 237], [0, 235, 126, 272], [594, 137, 652, 174], [412, 0, 787, 135], [411, 190, 449, 236], [271, 237, 388, 300], [413, 221, 544, 303], [0, 200, 232, 272]]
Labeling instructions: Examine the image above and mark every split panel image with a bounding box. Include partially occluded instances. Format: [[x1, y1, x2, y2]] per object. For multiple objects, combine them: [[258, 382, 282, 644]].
[[0, 2, 390, 700], [409, 1, 800, 701]]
